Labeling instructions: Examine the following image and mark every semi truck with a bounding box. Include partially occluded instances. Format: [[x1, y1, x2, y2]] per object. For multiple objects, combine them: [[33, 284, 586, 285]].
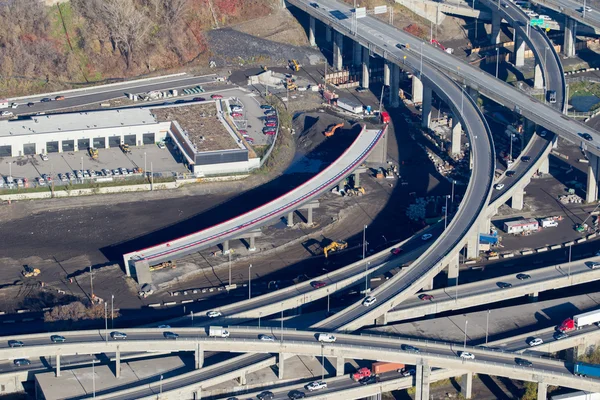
[[574, 362, 600, 378], [352, 362, 405, 381], [558, 309, 600, 332], [208, 326, 230, 338]]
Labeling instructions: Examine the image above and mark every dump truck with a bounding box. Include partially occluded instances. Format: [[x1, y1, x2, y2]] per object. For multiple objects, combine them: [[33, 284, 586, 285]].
[[324, 123, 343, 137], [574, 362, 600, 378], [22, 266, 40, 278], [323, 241, 348, 258], [558, 309, 600, 332], [208, 326, 230, 338], [88, 147, 98, 160]]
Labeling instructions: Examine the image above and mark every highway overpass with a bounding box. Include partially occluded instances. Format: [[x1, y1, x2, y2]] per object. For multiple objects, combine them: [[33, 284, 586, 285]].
[[123, 126, 386, 284]]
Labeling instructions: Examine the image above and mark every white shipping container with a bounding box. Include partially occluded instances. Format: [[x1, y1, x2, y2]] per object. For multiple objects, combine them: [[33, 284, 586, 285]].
[[551, 391, 600, 400], [337, 99, 363, 114], [574, 309, 600, 328]]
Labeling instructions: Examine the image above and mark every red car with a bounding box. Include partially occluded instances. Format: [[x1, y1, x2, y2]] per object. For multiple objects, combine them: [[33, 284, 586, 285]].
[[245, 137, 255, 144], [264, 130, 276, 135], [419, 294, 434, 301], [311, 281, 327, 289], [211, 94, 223, 99], [391, 248, 403, 255], [239, 130, 248, 135], [265, 121, 277, 127], [231, 112, 243, 117]]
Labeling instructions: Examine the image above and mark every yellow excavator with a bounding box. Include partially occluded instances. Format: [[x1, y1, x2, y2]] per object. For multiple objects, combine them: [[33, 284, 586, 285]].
[[290, 59, 300, 71], [22, 265, 40, 278], [323, 241, 348, 258], [346, 187, 366, 197], [88, 147, 98, 159], [149, 261, 176, 272], [324, 123, 344, 137]]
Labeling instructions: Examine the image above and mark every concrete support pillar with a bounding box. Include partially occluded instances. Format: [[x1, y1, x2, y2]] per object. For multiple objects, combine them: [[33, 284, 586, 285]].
[[333, 31, 343, 71], [511, 187, 524, 210], [539, 156, 549, 174], [375, 312, 388, 326], [309, 16, 316, 47], [538, 382, 547, 400], [325, 26, 332, 43], [278, 353, 285, 379], [461, 372, 473, 399], [529, 291, 539, 302], [239, 371, 247, 385], [415, 361, 430, 400], [412, 75, 423, 104], [563, 16, 576, 58], [116, 347, 121, 378], [222, 240, 230, 255], [287, 211, 294, 227], [390, 64, 400, 107], [249, 236, 257, 252], [353, 41, 362, 66], [514, 32, 525, 67], [336, 356, 345, 377], [195, 344, 204, 369], [422, 276, 434, 291], [383, 62, 391, 86], [491, 11, 502, 44], [56, 354, 61, 377], [587, 153, 599, 203], [361, 46, 370, 89], [534, 63, 544, 89], [466, 230, 479, 259], [307, 207, 313, 225], [421, 84, 432, 129], [481, 216, 491, 235], [447, 255, 459, 287], [451, 119, 462, 156], [354, 171, 360, 187]]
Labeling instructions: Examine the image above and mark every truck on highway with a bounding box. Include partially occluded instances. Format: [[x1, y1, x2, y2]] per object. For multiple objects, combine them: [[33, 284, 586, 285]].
[[208, 326, 230, 338], [352, 362, 405, 381], [552, 391, 600, 400], [558, 309, 600, 332], [574, 362, 600, 378]]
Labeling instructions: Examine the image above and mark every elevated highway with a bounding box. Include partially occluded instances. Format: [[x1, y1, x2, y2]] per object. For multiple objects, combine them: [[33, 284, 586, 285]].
[[529, 0, 600, 31], [123, 126, 386, 282]]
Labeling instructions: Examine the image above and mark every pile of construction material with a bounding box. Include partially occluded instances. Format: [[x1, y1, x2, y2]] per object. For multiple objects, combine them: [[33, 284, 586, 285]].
[[559, 193, 583, 204]]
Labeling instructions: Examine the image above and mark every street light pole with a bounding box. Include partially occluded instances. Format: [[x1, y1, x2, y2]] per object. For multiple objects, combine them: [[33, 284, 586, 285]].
[[111, 294, 114, 329], [228, 251, 232, 289], [463, 319, 468, 350], [104, 302, 108, 343], [280, 304, 284, 344], [444, 195, 449, 230], [159, 375, 163, 398], [495, 48, 500, 78], [259, 312, 262, 329], [321, 344, 325, 381], [89, 265, 94, 299], [248, 264, 253, 299], [92, 358, 96, 399], [485, 310, 490, 344], [365, 261, 371, 295]]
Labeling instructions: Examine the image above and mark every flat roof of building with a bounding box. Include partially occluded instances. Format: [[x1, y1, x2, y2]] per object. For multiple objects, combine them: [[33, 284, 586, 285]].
[[0, 108, 158, 137], [152, 103, 238, 152]]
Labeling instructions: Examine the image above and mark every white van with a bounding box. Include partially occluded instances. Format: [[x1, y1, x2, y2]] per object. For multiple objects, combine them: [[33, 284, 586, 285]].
[[539, 14, 552, 20], [317, 333, 336, 343]]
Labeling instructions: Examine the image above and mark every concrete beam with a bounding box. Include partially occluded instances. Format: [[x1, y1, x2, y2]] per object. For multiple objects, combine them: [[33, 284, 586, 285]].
[[447, 255, 459, 287], [491, 11, 502, 44], [383, 62, 391, 86], [451, 119, 462, 156], [309, 16, 316, 47], [278, 353, 285, 379], [538, 382, 547, 400], [116, 347, 121, 378], [587, 153, 599, 203], [353, 41, 362, 66], [539, 156, 549, 174], [333, 31, 343, 71], [534, 63, 544, 90], [421, 84, 433, 129], [514, 32, 525, 67], [461, 372, 473, 399], [412, 74, 423, 104], [336, 356, 345, 377], [390, 64, 400, 107], [511, 187, 524, 210], [56, 354, 61, 377], [563, 16, 576, 58], [361, 46, 370, 89]]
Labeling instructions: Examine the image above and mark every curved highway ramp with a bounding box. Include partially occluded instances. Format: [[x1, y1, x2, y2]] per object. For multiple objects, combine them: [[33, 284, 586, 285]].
[[123, 126, 386, 284]]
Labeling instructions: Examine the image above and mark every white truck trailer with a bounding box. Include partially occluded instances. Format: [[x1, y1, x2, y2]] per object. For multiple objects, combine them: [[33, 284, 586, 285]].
[[208, 326, 230, 338], [552, 391, 600, 400]]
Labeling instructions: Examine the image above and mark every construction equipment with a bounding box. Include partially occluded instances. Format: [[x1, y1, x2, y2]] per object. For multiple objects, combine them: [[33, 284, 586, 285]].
[[346, 186, 366, 196], [120, 144, 132, 154], [149, 261, 176, 272], [324, 123, 344, 137], [323, 241, 348, 258], [88, 147, 98, 159], [575, 223, 589, 233], [376, 167, 386, 179], [22, 265, 40, 278], [289, 59, 300, 71], [285, 78, 297, 91]]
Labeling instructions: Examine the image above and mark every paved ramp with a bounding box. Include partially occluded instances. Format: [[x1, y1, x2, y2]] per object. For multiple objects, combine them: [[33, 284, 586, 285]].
[[123, 126, 386, 281]]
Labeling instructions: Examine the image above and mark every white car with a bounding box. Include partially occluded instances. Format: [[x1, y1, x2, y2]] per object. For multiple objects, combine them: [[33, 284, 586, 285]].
[[157, 142, 166, 149], [207, 311, 222, 318], [362, 296, 377, 307], [306, 381, 328, 391], [581, 6, 592, 12], [40, 154, 49, 161], [317, 333, 336, 343], [421, 233, 433, 241], [495, 183, 505, 190], [259, 334, 275, 341], [459, 351, 475, 360], [539, 14, 552, 20], [528, 337, 543, 347], [1, 111, 13, 117], [37, 177, 46, 186]]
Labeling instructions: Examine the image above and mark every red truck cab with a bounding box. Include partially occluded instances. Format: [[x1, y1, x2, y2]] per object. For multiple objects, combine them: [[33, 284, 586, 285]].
[[381, 111, 390, 124], [352, 367, 371, 381], [558, 318, 575, 332]]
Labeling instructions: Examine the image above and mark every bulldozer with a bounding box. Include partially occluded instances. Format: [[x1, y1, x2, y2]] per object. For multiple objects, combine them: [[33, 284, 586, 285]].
[[323, 241, 348, 258], [324, 123, 344, 137], [22, 265, 40, 278]]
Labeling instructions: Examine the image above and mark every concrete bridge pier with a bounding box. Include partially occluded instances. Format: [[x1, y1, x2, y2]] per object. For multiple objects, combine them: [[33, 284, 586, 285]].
[[383, 61, 391, 86], [490, 11, 502, 44], [55, 354, 61, 377], [415, 360, 430, 400], [421, 84, 433, 129], [538, 156, 549, 174], [390, 64, 400, 107], [333, 31, 344, 70], [587, 153, 599, 203], [362, 46, 370, 89], [412, 74, 423, 104], [239, 370, 247, 385], [537, 382, 547, 400], [353, 41, 362, 66], [466, 230, 479, 260], [335, 356, 345, 376], [287, 211, 295, 227], [451, 119, 462, 156], [461, 372, 473, 399], [249, 236, 256, 252], [222, 240, 230, 255], [325, 25, 332, 43], [309, 16, 316, 47], [563, 16, 576, 58], [278, 353, 286, 379], [195, 344, 204, 369], [534, 63, 544, 90], [446, 255, 459, 286], [116, 347, 121, 377], [566, 339, 588, 363], [511, 187, 525, 210], [513, 32, 525, 67], [529, 291, 539, 302], [422, 276, 434, 291]]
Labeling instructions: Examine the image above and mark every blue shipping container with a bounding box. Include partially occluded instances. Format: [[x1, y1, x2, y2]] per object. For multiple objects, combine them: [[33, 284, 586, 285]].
[[575, 362, 600, 378]]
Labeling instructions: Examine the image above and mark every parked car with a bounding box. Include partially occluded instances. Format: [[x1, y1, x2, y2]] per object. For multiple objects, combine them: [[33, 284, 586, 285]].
[[231, 112, 243, 118], [317, 333, 336, 343], [37, 177, 46, 186], [192, 97, 206, 101], [494, 183, 505, 190], [260, 105, 273, 109], [174, 99, 186, 104], [263, 130, 276, 136], [265, 121, 277, 127], [157, 142, 166, 149], [1, 111, 13, 117], [158, 325, 171, 329], [58, 173, 68, 182]]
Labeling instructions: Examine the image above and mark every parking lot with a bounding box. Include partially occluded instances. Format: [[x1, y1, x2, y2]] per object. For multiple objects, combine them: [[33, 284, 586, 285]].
[[228, 95, 276, 147], [0, 144, 189, 189]]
